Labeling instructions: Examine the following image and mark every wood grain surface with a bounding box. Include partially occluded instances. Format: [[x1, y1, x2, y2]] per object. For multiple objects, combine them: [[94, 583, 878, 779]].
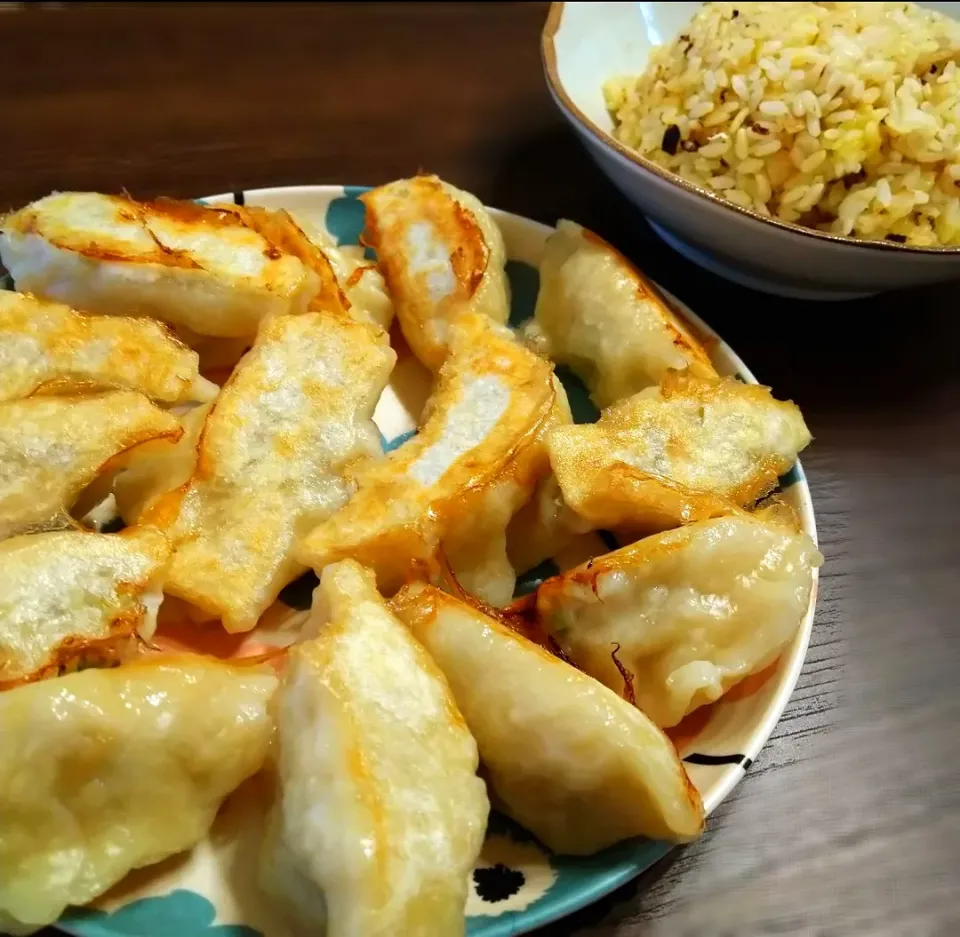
[[2, 3, 958, 936]]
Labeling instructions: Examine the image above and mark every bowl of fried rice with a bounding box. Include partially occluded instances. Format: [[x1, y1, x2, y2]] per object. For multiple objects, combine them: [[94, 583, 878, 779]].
[[542, 1, 960, 299]]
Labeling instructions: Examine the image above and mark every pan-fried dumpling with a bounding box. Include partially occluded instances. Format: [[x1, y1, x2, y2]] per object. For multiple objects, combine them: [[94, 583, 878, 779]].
[[505, 475, 591, 576], [226, 203, 397, 332], [214, 203, 351, 318], [0, 192, 320, 337], [0, 525, 170, 686], [320, 241, 395, 332], [164, 309, 395, 631], [504, 385, 584, 576], [361, 175, 509, 369], [260, 560, 488, 936], [441, 469, 533, 607], [549, 371, 812, 535], [392, 583, 703, 854], [0, 658, 276, 935], [0, 391, 181, 538], [112, 403, 211, 526], [297, 313, 556, 599], [289, 211, 395, 332], [0, 291, 217, 404], [536, 514, 823, 728], [442, 373, 570, 605], [529, 219, 716, 408]]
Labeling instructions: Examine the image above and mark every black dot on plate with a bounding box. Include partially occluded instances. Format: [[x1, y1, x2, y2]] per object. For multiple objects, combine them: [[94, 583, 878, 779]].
[[233, 190, 246, 206], [100, 516, 127, 534], [278, 570, 320, 610], [683, 752, 753, 769], [473, 864, 525, 903]]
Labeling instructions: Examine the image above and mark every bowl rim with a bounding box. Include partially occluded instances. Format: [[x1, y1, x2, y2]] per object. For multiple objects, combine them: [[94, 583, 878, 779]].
[[541, 0, 960, 255]]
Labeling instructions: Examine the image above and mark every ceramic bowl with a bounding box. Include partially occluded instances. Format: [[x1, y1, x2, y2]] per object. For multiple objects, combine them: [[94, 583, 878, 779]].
[[542, 1, 960, 300]]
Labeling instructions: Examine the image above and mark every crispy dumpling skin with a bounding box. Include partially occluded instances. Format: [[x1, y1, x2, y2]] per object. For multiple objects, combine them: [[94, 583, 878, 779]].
[[504, 385, 586, 576], [297, 312, 556, 599], [0, 525, 170, 686], [549, 371, 812, 535], [0, 658, 276, 935], [536, 514, 823, 728], [504, 475, 593, 576], [0, 192, 320, 338], [0, 391, 182, 539], [320, 241, 395, 332], [0, 291, 217, 404], [529, 219, 716, 408], [392, 583, 703, 854], [361, 175, 509, 370], [443, 373, 571, 606], [165, 203, 393, 359], [260, 560, 488, 936], [286, 210, 396, 332], [164, 309, 395, 632], [112, 402, 211, 526], [212, 203, 351, 316]]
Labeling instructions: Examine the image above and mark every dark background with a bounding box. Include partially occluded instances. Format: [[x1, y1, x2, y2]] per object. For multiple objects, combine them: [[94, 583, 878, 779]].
[[2, 3, 957, 935]]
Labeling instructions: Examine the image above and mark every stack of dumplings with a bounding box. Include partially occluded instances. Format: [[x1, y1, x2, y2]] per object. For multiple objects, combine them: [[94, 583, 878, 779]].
[[0, 178, 822, 936]]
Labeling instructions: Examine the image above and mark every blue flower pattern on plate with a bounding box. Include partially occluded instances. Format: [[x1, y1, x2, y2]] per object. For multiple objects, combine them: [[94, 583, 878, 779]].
[[325, 185, 375, 259], [63, 891, 259, 937]]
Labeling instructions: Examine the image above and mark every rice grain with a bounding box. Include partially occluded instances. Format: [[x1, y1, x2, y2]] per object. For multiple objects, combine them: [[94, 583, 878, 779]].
[[603, 1, 960, 245]]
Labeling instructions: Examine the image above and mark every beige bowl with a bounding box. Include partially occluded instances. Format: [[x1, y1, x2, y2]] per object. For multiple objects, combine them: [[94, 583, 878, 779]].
[[542, 1, 960, 299]]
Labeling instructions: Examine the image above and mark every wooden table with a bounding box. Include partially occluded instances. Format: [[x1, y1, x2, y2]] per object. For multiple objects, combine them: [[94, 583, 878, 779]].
[[4, 3, 958, 935]]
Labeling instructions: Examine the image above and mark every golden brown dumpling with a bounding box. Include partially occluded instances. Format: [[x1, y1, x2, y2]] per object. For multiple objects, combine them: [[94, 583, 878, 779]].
[[0, 391, 181, 539], [164, 308, 395, 631], [548, 370, 811, 535], [529, 219, 716, 408], [361, 175, 509, 369], [261, 560, 488, 936], [0, 658, 276, 935], [0, 290, 217, 404], [0, 192, 320, 337], [392, 583, 704, 855], [0, 525, 170, 686], [536, 514, 822, 727], [442, 373, 570, 605], [297, 313, 556, 600]]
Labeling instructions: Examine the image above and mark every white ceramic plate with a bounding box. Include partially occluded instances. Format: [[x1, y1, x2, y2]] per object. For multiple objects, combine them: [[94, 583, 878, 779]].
[[52, 184, 819, 937]]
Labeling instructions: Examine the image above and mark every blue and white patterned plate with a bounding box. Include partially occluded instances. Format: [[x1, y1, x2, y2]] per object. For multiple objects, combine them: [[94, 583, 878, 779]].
[[46, 185, 818, 937]]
